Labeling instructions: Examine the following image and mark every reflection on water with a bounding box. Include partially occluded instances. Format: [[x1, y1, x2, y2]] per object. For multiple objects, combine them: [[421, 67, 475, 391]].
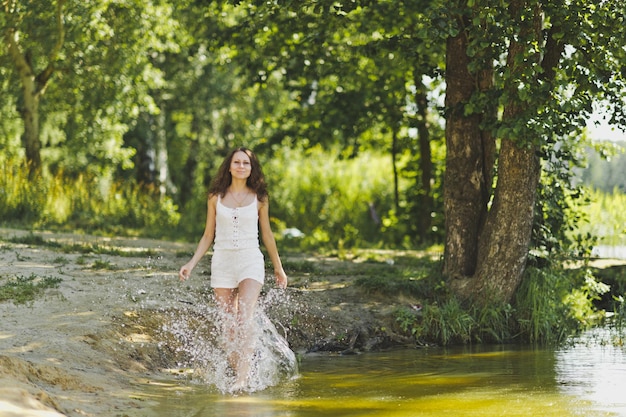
[[131, 329, 626, 417], [556, 327, 626, 416]]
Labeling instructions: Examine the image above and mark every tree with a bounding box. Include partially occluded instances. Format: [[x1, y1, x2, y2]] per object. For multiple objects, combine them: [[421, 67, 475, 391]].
[[207, 0, 446, 243], [2, 0, 66, 175], [441, 0, 626, 305], [1, 0, 188, 182]]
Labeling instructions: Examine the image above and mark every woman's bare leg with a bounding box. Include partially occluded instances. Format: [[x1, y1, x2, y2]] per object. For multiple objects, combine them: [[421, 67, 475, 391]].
[[232, 278, 263, 389], [213, 288, 237, 314], [213, 288, 238, 370]]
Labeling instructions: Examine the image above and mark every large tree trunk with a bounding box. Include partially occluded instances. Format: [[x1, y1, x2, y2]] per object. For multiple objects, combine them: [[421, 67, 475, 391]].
[[5, 27, 43, 175], [19, 75, 43, 174], [442, 29, 489, 280], [473, 137, 540, 302], [470, 2, 544, 303], [444, 0, 546, 305]]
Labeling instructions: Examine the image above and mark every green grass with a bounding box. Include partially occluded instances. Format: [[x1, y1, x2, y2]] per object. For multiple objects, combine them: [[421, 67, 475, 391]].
[[0, 156, 180, 238], [91, 259, 117, 270], [52, 256, 70, 265], [8, 233, 60, 248], [0, 274, 63, 305], [282, 260, 318, 274], [353, 254, 442, 299]]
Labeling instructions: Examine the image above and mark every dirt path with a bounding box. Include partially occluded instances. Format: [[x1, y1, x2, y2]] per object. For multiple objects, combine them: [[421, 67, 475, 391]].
[[0, 228, 410, 416], [0, 228, 203, 416]]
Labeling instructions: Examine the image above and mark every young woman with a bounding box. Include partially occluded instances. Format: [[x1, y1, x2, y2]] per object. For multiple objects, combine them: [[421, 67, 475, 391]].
[[178, 146, 288, 392]]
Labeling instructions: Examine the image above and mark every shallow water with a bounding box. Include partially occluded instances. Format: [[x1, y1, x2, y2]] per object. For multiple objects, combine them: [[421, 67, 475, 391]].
[[131, 327, 626, 417]]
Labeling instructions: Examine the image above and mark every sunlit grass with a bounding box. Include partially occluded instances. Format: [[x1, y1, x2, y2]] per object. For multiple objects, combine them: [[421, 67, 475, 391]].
[[266, 147, 400, 249], [0, 156, 180, 237], [576, 188, 626, 246]]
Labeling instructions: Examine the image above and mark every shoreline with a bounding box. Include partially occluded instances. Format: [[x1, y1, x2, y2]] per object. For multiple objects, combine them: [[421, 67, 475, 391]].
[[1, 228, 624, 416]]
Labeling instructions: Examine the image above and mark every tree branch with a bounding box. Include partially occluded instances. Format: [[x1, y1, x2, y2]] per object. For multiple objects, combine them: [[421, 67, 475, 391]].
[[35, 0, 66, 90], [4, 27, 33, 82], [540, 26, 565, 83]]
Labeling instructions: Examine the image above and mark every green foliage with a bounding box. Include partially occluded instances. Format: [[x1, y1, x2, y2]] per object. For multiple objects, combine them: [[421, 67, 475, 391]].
[[420, 299, 475, 345], [593, 265, 626, 310], [266, 147, 402, 249], [395, 301, 515, 346], [7, 234, 60, 248], [52, 256, 70, 265], [0, 274, 62, 305], [395, 307, 422, 339], [0, 157, 48, 223], [282, 260, 317, 274], [514, 267, 570, 344], [580, 142, 626, 192], [1, 0, 624, 330], [354, 256, 439, 299], [575, 188, 626, 246], [612, 296, 625, 334], [563, 269, 609, 327], [175, 146, 427, 248], [6, 233, 156, 258], [91, 259, 117, 270], [391, 263, 608, 346], [472, 303, 515, 344], [532, 132, 597, 265], [514, 266, 607, 345], [0, 157, 180, 236]]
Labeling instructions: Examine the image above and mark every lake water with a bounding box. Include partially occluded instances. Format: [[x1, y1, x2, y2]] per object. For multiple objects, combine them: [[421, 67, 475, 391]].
[[131, 326, 626, 417]]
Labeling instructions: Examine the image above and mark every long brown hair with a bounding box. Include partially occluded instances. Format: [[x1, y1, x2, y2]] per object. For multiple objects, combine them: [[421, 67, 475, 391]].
[[208, 147, 269, 201]]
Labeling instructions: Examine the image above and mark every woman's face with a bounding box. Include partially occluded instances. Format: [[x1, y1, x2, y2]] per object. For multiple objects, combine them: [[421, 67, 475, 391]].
[[229, 151, 252, 180]]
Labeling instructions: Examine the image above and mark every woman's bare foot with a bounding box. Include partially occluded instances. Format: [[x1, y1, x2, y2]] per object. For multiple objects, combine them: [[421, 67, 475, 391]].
[[230, 377, 248, 393]]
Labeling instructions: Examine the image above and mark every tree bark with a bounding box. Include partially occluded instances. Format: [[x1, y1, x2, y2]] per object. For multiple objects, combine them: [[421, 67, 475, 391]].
[[5, 27, 43, 175], [445, 0, 545, 305], [470, 2, 544, 304], [473, 137, 540, 303], [19, 73, 43, 175], [443, 28, 488, 280]]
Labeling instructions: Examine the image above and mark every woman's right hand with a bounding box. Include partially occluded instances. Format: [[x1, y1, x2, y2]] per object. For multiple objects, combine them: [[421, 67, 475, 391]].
[[179, 264, 192, 281]]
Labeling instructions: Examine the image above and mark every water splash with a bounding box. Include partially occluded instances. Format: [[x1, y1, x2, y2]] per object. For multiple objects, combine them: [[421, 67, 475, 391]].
[[163, 291, 298, 394]]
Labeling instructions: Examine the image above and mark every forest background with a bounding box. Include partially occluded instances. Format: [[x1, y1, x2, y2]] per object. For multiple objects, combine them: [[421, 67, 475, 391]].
[[2, 0, 626, 344]]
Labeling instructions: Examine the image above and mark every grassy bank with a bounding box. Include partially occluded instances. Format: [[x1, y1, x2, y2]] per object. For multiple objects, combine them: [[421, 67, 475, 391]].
[[3, 230, 623, 348]]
